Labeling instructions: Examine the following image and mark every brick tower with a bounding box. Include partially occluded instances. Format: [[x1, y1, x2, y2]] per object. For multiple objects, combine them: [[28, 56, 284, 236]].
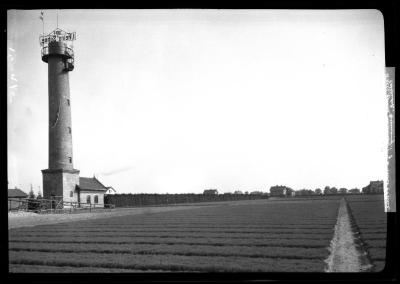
[[40, 29, 80, 203]]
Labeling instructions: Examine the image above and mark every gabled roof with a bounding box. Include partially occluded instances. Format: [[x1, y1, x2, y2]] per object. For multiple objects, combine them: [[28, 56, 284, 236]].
[[106, 186, 116, 193], [8, 188, 28, 198], [77, 177, 108, 192]]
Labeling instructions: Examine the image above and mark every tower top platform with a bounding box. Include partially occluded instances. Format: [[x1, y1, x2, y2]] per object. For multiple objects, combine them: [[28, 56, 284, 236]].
[[41, 41, 74, 63], [40, 28, 76, 69]]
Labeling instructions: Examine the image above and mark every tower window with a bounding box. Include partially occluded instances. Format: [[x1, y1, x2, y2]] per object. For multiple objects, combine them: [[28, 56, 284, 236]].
[[68, 157, 72, 163], [94, 195, 98, 204], [70, 191, 73, 197], [68, 127, 71, 134], [67, 99, 70, 106]]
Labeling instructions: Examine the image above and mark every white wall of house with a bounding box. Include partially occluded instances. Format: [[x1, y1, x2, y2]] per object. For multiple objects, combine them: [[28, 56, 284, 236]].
[[79, 192, 104, 208]]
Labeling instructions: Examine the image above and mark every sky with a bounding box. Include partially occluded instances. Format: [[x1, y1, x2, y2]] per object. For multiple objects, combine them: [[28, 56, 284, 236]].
[[7, 9, 388, 194]]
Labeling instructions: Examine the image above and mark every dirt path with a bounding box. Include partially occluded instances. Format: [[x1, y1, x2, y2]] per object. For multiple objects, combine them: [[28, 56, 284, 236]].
[[324, 198, 372, 272]]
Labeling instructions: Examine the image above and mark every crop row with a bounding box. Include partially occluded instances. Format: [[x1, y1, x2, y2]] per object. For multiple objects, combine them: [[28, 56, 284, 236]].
[[9, 228, 334, 235], [31, 223, 337, 229], [9, 242, 329, 259], [62, 218, 338, 227], [9, 250, 326, 272], [345, 195, 387, 272], [9, 236, 331, 248], [9, 264, 172, 273], [9, 232, 333, 240]]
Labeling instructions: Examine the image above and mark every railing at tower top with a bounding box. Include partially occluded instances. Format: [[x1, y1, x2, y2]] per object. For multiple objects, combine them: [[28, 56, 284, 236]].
[[41, 46, 74, 59]]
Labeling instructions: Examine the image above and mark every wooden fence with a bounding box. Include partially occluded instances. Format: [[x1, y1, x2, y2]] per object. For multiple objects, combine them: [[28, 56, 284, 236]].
[[8, 197, 115, 214]]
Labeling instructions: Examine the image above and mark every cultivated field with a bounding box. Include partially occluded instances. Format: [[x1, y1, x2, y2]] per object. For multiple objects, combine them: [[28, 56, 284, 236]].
[[345, 194, 387, 272], [9, 196, 386, 272]]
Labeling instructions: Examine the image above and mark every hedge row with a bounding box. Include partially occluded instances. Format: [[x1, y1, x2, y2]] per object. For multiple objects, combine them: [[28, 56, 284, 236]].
[[104, 194, 268, 207]]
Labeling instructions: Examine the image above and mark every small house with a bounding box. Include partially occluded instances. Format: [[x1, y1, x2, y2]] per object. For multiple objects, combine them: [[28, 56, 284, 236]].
[[105, 186, 116, 195], [8, 188, 28, 210], [76, 177, 108, 207]]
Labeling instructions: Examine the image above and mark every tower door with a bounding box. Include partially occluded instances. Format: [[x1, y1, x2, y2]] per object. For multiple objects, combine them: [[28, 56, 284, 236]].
[[87, 195, 91, 204]]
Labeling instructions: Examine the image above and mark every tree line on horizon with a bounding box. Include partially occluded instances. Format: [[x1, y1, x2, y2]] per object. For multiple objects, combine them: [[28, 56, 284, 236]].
[[104, 180, 383, 207], [268, 180, 384, 197], [104, 192, 269, 207], [14, 180, 384, 204]]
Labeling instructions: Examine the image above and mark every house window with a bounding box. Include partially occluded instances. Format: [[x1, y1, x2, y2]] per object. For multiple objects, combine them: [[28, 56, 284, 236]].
[[70, 191, 73, 197], [87, 195, 91, 204], [68, 127, 71, 134], [67, 99, 70, 106], [94, 195, 98, 204]]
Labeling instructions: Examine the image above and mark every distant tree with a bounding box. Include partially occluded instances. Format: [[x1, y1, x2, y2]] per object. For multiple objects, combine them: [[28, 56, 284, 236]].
[[323, 186, 331, 195], [234, 191, 243, 194], [270, 185, 294, 197], [339, 188, 348, 195], [203, 189, 218, 195], [295, 189, 314, 196], [28, 188, 35, 199], [330, 187, 338, 194], [244, 191, 249, 195], [315, 188, 322, 195], [36, 191, 42, 199], [348, 188, 360, 194]]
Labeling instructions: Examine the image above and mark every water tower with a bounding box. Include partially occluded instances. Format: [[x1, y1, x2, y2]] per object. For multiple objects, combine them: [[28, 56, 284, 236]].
[[40, 28, 80, 203]]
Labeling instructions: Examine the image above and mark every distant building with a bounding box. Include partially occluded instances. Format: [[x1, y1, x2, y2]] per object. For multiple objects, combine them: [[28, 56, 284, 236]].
[[8, 188, 28, 210], [105, 186, 116, 195], [234, 191, 243, 195], [8, 188, 28, 198], [203, 189, 218, 195], [362, 181, 384, 194], [269, 185, 294, 197]]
